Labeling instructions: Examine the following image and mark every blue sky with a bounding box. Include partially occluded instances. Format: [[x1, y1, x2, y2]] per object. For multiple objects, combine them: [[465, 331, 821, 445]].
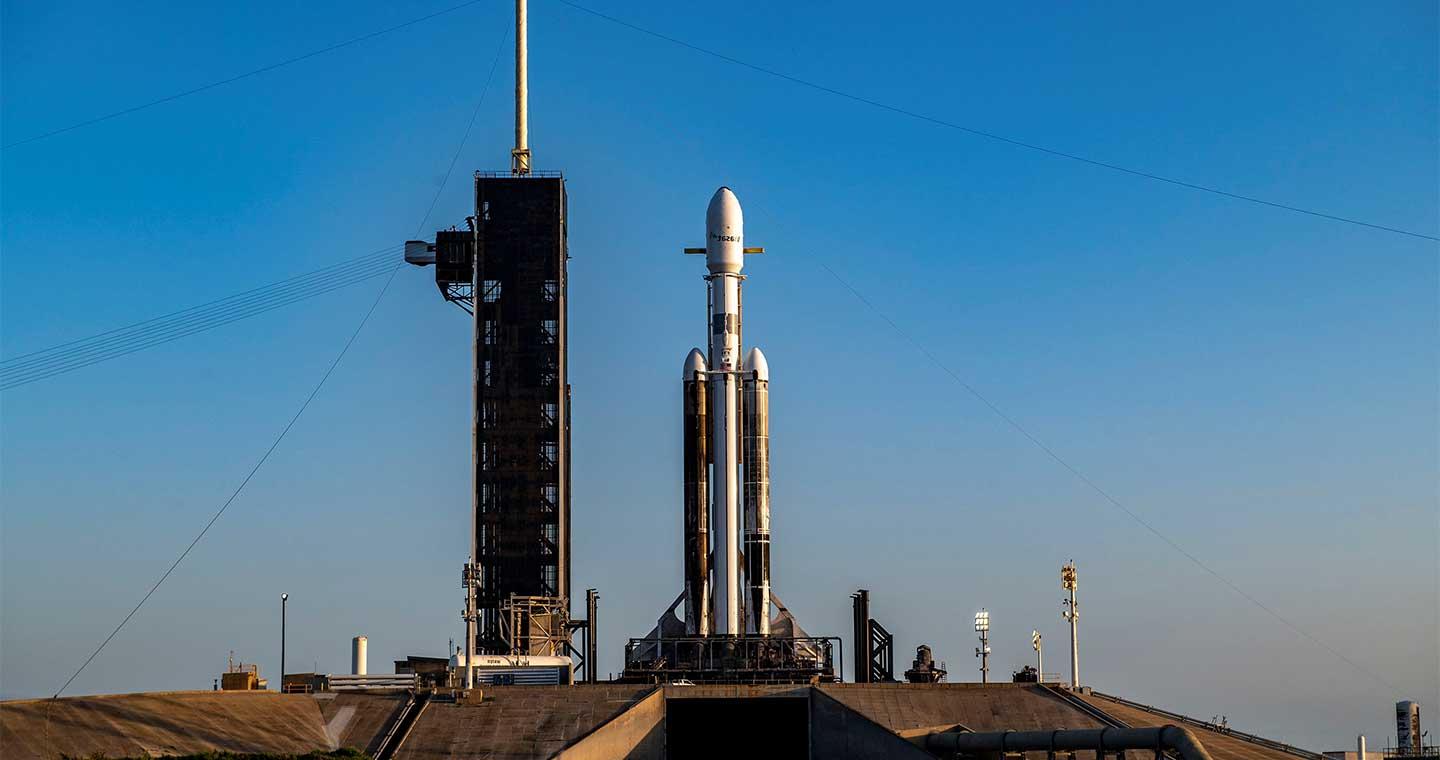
[[2, 0, 1435, 749]]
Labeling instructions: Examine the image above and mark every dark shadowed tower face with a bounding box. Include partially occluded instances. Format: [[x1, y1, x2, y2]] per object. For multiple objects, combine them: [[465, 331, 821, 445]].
[[437, 174, 569, 653]]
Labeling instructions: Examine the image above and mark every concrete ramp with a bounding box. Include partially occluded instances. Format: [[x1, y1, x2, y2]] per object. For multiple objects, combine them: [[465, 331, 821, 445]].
[[555, 689, 664, 760], [314, 692, 410, 754], [809, 689, 937, 759], [0, 691, 330, 760], [819, 683, 1111, 735], [393, 685, 655, 760], [1077, 692, 1322, 760]]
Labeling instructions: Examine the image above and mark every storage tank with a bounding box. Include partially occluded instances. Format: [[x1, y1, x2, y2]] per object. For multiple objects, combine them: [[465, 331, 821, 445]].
[[1397, 701, 1421, 754], [352, 636, 368, 676]]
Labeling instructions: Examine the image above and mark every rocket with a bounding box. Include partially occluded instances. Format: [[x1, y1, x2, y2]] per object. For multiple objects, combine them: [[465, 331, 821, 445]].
[[682, 187, 770, 637]]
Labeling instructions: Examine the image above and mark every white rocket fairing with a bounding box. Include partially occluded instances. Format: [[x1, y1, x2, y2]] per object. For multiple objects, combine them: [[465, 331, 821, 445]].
[[683, 187, 770, 637]]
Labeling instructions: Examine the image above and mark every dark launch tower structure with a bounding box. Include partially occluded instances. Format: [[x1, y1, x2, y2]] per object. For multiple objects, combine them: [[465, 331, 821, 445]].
[[472, 175, 569, 653], [405, 1, 581, 673], [431, 173, 570, 654]]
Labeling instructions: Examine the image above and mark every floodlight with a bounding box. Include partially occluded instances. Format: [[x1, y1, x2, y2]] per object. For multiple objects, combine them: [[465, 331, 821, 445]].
[[974, 609, 989, 632]]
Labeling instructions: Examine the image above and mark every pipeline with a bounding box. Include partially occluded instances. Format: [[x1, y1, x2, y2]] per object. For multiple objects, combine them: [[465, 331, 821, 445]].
[[925, 725, 1215, 760]]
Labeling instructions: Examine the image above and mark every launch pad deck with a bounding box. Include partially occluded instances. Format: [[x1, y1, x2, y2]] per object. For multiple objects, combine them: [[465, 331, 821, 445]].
[[619, 635, 840, 684]]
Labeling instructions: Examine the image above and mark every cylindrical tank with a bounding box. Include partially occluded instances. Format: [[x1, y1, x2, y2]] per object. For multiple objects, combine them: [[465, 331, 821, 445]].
[[352, 636, 368, 676], [742, 347, 771, 635], [1398, 701, 1421, 754], [682, 349, 711, 636]]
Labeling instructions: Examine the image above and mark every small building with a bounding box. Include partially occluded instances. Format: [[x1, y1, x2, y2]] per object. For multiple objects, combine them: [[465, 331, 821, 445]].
[[394, 656, 451, 688], [219, 661, 266, 691], [451, 650, 572, 686], [280, 672, 325, 694]]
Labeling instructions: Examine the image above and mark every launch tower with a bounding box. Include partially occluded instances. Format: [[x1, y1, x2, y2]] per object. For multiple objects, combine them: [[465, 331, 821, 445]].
[[405, 0, 573, 677]]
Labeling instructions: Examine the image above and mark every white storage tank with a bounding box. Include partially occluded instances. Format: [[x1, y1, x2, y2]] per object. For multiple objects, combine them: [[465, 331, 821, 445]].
[[352, 636, 368, 676]]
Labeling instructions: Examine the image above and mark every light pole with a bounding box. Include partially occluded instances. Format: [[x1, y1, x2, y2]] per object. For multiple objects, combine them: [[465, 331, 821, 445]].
[[1032, 630, 1043, 682], [1061, 561, 1079, 688], [974, 609, 990, 684], [280, 593, 289, 692]]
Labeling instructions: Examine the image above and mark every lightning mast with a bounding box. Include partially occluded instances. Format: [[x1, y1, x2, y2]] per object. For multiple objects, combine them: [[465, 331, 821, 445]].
[[511, 0, 530, 175], [408, 0, 571, 669]]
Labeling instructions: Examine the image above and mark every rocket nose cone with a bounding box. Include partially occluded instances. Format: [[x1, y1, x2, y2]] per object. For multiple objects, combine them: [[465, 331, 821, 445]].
[[705, 186, 744, 273], [743, 347, 769, 381], [683, 348, 708, 379], [707, 187, 741, 231]]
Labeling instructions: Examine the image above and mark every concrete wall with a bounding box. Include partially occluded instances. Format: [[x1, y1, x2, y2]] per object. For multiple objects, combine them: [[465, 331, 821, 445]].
[[555, 688, 665, 760], [0, 691, 330, 760], [561, 685, 942, 759], [809, 688, 937, 760]]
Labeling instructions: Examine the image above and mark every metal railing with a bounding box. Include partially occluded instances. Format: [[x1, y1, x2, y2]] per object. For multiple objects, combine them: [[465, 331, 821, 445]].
[[475, 170, 564, 179], [328, 674, 418, 691], [1088, 689, 1324, 760], [1383, 746, 1440, 760]]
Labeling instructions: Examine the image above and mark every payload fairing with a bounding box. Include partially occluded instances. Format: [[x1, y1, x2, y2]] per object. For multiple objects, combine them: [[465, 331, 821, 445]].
[[682, 187, 771, 637]]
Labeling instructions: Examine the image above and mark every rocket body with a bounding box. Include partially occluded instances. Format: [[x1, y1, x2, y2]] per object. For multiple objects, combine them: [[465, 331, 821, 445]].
[[681, 187, 771, 638], [706, 188, 744, 637], [742, 347, 771, 635], [682, 350, 711, 636]]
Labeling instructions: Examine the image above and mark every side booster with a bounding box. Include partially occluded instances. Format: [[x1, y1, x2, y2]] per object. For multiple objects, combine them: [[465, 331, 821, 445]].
[[742, 346, 771, 636], [682, 187, 770, 637], [682, 348, 710, 637]]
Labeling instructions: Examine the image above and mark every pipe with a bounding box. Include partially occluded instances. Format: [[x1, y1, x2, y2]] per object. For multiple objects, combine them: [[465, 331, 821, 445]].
[[465, 212, 481, 689], [585, 589, 599, 684], [853, 590, 871, 683], [925, 725, 1216, 760]]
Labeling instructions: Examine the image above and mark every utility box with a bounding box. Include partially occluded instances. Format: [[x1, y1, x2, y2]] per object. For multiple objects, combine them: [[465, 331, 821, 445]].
[[220, 668, 265, 691]]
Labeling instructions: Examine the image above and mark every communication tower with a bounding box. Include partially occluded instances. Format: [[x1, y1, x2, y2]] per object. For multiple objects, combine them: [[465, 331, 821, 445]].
[[1062, 560, 1079, 688]]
